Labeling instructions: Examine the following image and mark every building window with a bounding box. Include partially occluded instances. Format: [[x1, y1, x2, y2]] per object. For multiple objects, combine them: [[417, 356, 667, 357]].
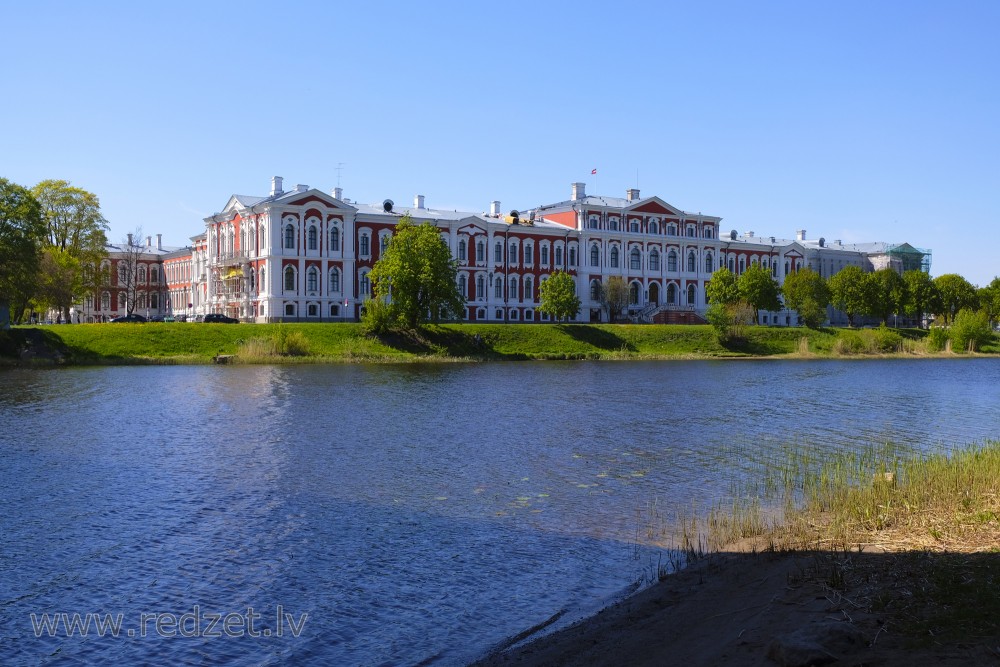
[[459, 239, 467, 262], [667, 224, 676, 235], [495, 276, 502, 298], [609, 219, 619, 231], [510, 276, 518, 301], [524, 277, 533, 301], [687, 251, 696, 273], [555, 246, 563, 266], [784, 261, 790, 276], [569, 247, 576, 266], [629, 282, 639, 305], [495, 241, 502, 261], [739, 257, 746, 273], [525, 244, 533, 264], [496, 308, 503, 319], [138, 265, 147, 284], [687, 226, 695, 237], [729, 258, 735, 273], [541, 245, 549, 265], [150, 266, 159, 283], [285, 303, 295, 317], [329, 268, 341, 293], [308, 304, 318, 317], [380, 235, 390, 255], [630, 248, 641, 271], [151, 292, 158, 309], [476, 241, 484, 262], [330, 227, 340, 251], [307, 267, 318, 293], [704, 227, 714, 239], [330, 304, 340, 317], [249, 268, 256, 291], [610, 246, 619, 268], [630, 221, 639, 233], [509, 243, 517, 265], [101, 292, 110, 310], [705, 253, 713, 273], [284, 224, 295, 249], [476, 274, 485, 299], [308, 226, 317, 250], [510, 310, 519, 321], [688, 284, 696, 305], [590, 246, 599, 267], [667, 250, 678, 272], [284, 266, 296, 292], [649, 250, 660, 272], [589, 217, 599, 229], [590, 280, 600, 300], [458, 276, 467, 299], [360, 234, 370, 257], [649, 221, 659, 234]]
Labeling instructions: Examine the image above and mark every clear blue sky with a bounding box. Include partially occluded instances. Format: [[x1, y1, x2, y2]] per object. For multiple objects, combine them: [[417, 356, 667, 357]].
[[3, 1, 997, 284]]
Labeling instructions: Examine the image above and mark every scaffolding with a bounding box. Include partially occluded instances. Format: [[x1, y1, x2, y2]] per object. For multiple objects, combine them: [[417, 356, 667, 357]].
[[886, 243, 932, 273]]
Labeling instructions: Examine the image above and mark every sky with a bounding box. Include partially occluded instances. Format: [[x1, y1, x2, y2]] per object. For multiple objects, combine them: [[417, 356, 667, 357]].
[[3, 0, 998, 284]]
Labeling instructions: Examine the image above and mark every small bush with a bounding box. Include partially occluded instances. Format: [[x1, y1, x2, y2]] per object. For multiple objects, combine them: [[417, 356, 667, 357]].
[[927, 326, 949, 353], [870, 325, 903, 353], [951, 309, 992, 353], [360, 297, 396, 336], [282, 330, 311, 356]]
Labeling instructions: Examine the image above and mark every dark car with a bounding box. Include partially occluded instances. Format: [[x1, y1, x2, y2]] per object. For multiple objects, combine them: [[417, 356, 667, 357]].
[[109, 314, 147, 323], [203, 313, 239, 324]]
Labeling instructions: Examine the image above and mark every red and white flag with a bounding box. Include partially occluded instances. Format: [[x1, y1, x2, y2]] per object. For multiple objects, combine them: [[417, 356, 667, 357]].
[[591, 169, 597, 175]]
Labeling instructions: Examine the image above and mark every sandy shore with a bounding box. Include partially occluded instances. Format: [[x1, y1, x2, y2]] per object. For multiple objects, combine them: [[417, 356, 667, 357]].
[[470, 550, 996, 667]]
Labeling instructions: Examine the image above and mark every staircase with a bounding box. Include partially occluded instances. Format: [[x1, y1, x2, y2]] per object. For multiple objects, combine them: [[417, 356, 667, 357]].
[[651, 305, 707, 325]]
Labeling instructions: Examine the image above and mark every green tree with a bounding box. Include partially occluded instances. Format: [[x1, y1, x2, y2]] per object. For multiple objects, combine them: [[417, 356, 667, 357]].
[[737, 264, 781, 314], [0, 178, 46, 325], [903, 269, 939, 328], [950, 309, 993, 353], [976, 278, 1000, 328], [933, 274, 977, 325], [599, 276, 629, 322], [864, 268, 907, 326], [367, 216, 464, 329], [538, 271, 580, 321], [828, 265, 867, 327], [31, 180, 109, 322], [705, 267, 739, 305], [779, 267, 830, 328]]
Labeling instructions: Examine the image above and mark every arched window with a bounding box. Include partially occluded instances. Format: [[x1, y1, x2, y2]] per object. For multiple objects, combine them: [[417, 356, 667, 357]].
[[569, 247, 576, 266], [329, 268, 341, 293], [630, 221, 639, 233], [380, 235, 390, 255], [476, 274, 485, 299], [609, 218, 619, 231], [458, 239, 467, 261], [524, 276, 533, 300], [630, 248, 641, 271], [509, 243, 517, 264], [555, 246, 563, 266], [704, 227, 714, 239], [118, 292, 126, 308], [307, 267, 318, 292], [359, 272, 370, 296], [308, 226, 317, 250], [524, 244, 533, 264], [667, 224, 677, 235], [667, 250, 678, 272], [687, 251, 696, 273], [329, 226, 340, 251], [541, 245, 549, 265], [476, 241, 484, 262], [360, 234, 370, 256], [729, 258, 735, 273], [150, 266, 159, 283], [495, 241, 502, 261], [150, 293, 159, 309], [649, 249, 660, 272], [101, 292, 110, 310], [687, 226, 695, 237], [687, 284, 696, 305], [590, 280, 600, 301], [784, 261, 790, 276], [667, 283, 677, 304], [705, 252, 713, 273], [249, 268, 256, 291], [494, 275, 502, 298], [284, 266, 296, 292], [590, 245, 600, 267], [649, 221, 659, 234], [284, 224, 295, 249], [629, 282, 639, 305], [610, 246, 619, 268], [458, 275, 467, 299], [118, 264, 127, 284], [739, 257, 746, 273], [510, 276, 518, 301], [589, 217, 599, 229]]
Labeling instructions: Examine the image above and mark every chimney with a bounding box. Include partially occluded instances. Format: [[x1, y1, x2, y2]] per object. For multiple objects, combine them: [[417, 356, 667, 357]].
[[490, 201, 501, 217], [834, 240, 841, 246], [146, 236, 152, 247], [156, 233, 162, 250], [414, 194, 425, 209], [333, 187, 343, 200], [745, 231, 754, 238], [295, 184, 308, 193], [796, 229, 806, 241], [571, 182, 586, 201], [127, 233, 133, 246], [270, 176, 283, 196], [626, 188, 640, 202]]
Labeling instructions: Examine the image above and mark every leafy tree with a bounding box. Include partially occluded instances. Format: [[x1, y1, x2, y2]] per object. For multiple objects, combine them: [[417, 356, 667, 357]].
[[705, 267, 739, 305], [950, 309, 993, 353], [864, 268, 906, 326], [976, 278, 1000, 328], [31, 180, 109, 322], [737, 264, 781, 314], [903, 269, 939, 329], [933, 274, 977, 325], [367, 216, 464, 329], [780, 267, 830, 328], [828, 265, 867, 327], [0, 178, 46, 325], [538, 271, 580, 321], [599, 276, 629, 322]]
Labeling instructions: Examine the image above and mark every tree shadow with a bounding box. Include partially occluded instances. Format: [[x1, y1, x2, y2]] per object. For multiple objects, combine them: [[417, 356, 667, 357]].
[[556, 324, 636, 352]]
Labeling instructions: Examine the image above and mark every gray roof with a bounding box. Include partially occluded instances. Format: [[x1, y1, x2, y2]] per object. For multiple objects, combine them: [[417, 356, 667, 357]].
[[530, 194, 714, 220]]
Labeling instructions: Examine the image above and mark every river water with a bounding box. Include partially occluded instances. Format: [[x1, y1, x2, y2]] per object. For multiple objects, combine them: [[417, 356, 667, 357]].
[[1, 359, 998, 665]]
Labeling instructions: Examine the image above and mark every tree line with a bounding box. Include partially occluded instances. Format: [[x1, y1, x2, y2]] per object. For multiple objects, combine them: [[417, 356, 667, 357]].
[[704, 263, 999, 332], [0, 177, 110, 325]]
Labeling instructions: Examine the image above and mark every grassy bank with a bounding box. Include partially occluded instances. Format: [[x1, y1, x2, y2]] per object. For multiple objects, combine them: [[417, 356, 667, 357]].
[[2, 322, 996, 365]]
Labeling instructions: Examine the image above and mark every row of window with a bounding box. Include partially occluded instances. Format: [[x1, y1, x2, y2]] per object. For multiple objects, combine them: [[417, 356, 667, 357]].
[[589, 246, 714, 273], [86, 291, 161, 311], [588, 280, 697, 306], [587, 218, 715, 238]]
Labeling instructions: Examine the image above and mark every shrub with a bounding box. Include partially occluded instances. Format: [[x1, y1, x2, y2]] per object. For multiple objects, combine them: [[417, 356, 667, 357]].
[[926, 326, 949, 353], [951, 309, 992, 353], [360, 297, 396, 336], [282, 330, 311, 356], [870, 325, 903, 353]]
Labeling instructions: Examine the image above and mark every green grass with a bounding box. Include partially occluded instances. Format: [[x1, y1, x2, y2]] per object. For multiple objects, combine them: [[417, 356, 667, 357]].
[[4, 322, 996, 365]]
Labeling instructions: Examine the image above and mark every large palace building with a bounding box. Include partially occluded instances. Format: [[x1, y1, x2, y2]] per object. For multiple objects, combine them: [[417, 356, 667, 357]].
[[76, 178, 931, 325]]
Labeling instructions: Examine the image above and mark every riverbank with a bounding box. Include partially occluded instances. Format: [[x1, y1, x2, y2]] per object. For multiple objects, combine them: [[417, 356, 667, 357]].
[[473, 440, 1000, 666], [2, 322, 996, 365]]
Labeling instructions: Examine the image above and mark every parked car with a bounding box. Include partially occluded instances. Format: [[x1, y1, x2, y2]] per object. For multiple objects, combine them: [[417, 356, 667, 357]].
[[163, 316, 175, 323], [174, 314, 187, 322], [203, 313, 239, 324], [110, 314, 147, 323]]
